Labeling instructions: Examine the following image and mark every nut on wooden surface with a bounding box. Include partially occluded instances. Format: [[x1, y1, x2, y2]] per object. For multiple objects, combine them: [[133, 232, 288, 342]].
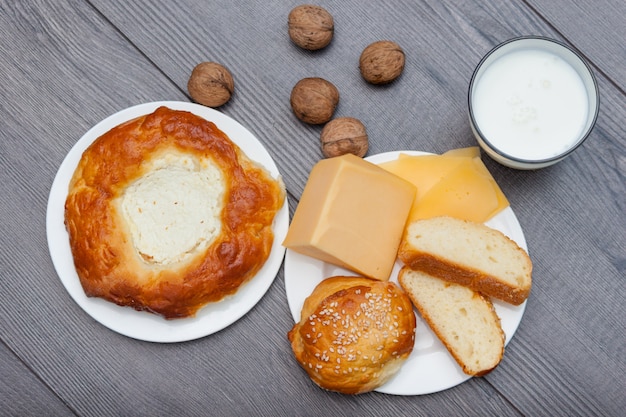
[[288, 5, 334, 50], [187, 62, 234, 107], [359, 41, 405, 84], [290, 77, 339, 124], [320, 117, 368, 158]]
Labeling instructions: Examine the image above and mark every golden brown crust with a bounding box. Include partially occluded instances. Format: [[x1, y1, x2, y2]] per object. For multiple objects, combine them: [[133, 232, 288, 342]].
[[288, 276, 416, 394], [401, 251, 530, 305], [64, 106, 285, 319], [398, 217, 532, 305]]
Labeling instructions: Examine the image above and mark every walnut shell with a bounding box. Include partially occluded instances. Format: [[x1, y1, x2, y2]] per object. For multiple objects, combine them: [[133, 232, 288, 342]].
[[359, 41, 405, 85], [290, 77, 339, 124], [288, 5, 334, 50], [187, 62, 234, 107], [320, 117, 368, 158]]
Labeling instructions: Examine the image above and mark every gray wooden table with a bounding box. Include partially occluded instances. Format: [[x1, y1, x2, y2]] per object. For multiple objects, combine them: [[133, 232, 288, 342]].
[[1, 1, 624, 416]]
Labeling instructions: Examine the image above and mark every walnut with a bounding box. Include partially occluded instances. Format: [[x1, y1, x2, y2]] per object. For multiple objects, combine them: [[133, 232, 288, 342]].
[[288, 5, 334, 50], [359, 41, 405, 85], [290, 77, 339, 124], [320, 117, 368, 158], [187, 62, 234, 108]]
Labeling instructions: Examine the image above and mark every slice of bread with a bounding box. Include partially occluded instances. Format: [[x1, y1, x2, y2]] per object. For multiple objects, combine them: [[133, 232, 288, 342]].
[[398, 216, 532, 305], [398, 267, 505, 376]]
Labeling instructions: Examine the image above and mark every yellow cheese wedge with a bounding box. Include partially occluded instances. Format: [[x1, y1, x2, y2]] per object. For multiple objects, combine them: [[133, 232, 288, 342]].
[[411, 157, 508, 222], [387, 153, 467, 200], [379, 148, 509, 223], [283, 154, 416, 281]]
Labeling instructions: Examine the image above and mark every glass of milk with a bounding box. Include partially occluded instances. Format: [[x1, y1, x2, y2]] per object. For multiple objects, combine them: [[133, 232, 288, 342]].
[[468, 36, 599, 169]]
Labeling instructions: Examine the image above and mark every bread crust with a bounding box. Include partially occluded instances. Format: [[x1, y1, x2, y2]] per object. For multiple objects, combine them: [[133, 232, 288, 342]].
[[398, 217, 532, 305], [64, 106, 285, 319], [401, 251, 530, 305], [288, 276, 416, 394]]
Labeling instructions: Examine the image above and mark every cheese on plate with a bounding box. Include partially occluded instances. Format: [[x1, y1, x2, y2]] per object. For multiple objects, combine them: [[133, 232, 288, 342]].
[[283, 154, 415, 281], [379, 147, 509, 223]]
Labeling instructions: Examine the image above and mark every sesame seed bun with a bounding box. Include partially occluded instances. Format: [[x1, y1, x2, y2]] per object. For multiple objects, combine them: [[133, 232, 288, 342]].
[[288, 276, 416, 394]]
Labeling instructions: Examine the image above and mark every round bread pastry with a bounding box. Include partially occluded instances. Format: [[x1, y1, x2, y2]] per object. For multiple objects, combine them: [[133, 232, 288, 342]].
[[64, 106, 285, 319], [288, 276, 416, 394]]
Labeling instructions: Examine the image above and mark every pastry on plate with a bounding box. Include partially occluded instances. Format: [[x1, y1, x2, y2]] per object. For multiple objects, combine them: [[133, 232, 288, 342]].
[[64, 106, 285, 319], [288, 276, 416, 394]]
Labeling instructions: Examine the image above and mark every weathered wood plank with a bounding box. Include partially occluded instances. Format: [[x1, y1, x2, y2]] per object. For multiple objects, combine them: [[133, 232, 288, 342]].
[[0, 0, 623, 416], [0, 342, 73, 416]]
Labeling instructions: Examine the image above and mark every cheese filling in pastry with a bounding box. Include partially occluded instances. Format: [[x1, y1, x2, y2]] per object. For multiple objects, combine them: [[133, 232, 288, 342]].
[[119, 152, 225, 266]]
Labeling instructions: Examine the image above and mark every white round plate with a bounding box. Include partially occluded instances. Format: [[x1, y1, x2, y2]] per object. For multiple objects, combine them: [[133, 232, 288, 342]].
[[47, 101, 289, 343], [284, 150, 527, 395]]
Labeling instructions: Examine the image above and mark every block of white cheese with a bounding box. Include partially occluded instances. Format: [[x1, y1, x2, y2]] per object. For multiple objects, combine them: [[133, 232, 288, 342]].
[[283, 154, 416, 281]]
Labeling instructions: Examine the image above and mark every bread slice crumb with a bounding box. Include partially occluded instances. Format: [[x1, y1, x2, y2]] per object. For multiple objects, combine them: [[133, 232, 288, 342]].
[[399, 267, 505, 376]]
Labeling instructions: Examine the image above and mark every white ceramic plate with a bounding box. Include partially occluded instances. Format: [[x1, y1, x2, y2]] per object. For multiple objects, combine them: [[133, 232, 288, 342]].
[[46, 101, 289, 343], [284, 150, 527, 395]]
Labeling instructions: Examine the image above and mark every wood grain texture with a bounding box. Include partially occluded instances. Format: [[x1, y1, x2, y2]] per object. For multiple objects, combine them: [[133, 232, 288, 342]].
[[0, 342, 73, 416], [0, 0, 624, 416]]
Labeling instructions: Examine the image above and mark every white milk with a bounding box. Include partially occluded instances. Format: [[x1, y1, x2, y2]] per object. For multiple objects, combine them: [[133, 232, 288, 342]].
[[472, 49, 589, 160]]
